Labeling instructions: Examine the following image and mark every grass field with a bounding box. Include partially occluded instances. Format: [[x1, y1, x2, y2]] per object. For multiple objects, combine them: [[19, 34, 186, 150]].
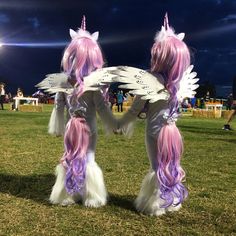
[[0, 104, 236, 236]]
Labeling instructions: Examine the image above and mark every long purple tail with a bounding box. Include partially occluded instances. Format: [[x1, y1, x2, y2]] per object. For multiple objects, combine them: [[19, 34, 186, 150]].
[[156, 123, 188, 207], [60, 117, 90, 195]]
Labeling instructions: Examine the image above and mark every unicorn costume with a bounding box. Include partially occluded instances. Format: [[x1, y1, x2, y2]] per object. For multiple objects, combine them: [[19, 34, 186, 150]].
[[116, 14, 198, 215], [39, 16, 118, 207], [85, 13, 199, 215]]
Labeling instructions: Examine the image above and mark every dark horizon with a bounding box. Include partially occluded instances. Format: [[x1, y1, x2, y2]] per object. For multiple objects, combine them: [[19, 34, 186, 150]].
[[0, 0, 236, 95]]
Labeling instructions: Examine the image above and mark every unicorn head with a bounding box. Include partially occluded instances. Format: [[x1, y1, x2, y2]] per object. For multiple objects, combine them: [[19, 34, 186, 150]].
[[69, 15, 99, 42], [151, 13, 190, 87], [62, 15, 104, 83], [154, 13, 185, 43]]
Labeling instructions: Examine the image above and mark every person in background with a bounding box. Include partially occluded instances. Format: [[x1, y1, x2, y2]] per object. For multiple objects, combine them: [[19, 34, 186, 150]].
[[181, 98, 189, 112], [204, 91, 210, 103], [190, 96, 196, 108], [108, 91, 116, 110], [17, 88, 24, 97], [0, 83, 6, 110], [226, 93, 233, 110], [117, 90, 124, 112], [223, 77, 236, 130]]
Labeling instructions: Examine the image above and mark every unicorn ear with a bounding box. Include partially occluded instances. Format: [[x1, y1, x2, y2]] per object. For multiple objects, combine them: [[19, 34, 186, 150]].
[[92, 31, 99, 41], [177, 33, 185, 41], [69, 29, 77, 39]]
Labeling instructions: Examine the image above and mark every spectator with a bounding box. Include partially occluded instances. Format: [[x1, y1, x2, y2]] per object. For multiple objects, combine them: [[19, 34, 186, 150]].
[[223, 77, 236, 130], [204, 91, 210, 103], [7, 93, 12, 102], [190, 97, 196, 108], [181, 98, 191, 112], [0, 83, 6, 110], [226, 93, 233, 110], [116, 90, 124, 112], [17, 88, 24, 97], [12, 88, 24, 110], [108, 91, 116, 110], [200, 97, 205, 109]]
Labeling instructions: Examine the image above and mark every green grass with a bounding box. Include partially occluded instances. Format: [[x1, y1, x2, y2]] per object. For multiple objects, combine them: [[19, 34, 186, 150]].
[[0, 105, 236, 236]]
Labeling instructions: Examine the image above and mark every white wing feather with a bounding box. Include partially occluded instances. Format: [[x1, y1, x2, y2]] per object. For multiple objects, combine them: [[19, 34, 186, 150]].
[[84, 65, 169, 103], [177, 65, 199, 101], [36, 73, 74, 94], [110, 66, 169, 103], [83, 67, 118, 91], [36, 67, 118, 94]]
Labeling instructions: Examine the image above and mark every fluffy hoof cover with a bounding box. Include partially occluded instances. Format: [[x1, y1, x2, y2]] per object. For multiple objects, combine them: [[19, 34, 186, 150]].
[[135, 171, 166, 216], [82, 161, 108, 208]]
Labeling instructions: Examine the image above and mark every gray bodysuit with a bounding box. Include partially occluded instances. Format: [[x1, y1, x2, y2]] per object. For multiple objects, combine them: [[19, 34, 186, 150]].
[[119, 75, 169, 170]]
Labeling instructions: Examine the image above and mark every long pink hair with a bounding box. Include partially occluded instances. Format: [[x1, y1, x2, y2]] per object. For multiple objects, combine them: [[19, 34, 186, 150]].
[[151, 36, 190, 207], [60, 27, 104, 194], [62, 37, 104, 85]]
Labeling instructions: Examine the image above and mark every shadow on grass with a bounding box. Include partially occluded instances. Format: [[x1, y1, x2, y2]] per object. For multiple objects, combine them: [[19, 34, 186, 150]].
[[0, 173, 138, 212], [108, 193, 136, 213], [179, 124, 236, 136], [0, 173, 54, 205]]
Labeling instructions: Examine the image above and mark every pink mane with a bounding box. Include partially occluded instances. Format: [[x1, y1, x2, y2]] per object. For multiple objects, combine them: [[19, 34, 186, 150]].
[[151, 35, 190, 207], [62, 37, 104, 84]]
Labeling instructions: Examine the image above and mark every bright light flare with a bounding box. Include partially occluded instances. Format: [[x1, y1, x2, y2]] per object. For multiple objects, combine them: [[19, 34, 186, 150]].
[[190, 23, 236, 39], [0, 32, 149, 49], [2, 41, 68, 48]]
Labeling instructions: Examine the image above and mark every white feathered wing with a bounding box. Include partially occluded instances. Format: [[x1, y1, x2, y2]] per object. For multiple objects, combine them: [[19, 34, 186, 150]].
[[177, 65, 199, 102], [108, 65, 199, 103], [36, 67, 117, 94], [36, 73, 74, 94], [110, 66, 169, 103], [83, 66, 169, 102]]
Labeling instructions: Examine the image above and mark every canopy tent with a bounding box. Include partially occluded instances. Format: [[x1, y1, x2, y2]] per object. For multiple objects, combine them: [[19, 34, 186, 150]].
[[32, 90, 45, 97]]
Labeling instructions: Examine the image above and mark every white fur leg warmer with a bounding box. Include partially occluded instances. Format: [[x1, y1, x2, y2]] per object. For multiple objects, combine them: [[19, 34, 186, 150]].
[[135, 171, 166, 216], [49, 164, 75, 205], [83, 161, 108, 208], [166, 199, 182, 212]]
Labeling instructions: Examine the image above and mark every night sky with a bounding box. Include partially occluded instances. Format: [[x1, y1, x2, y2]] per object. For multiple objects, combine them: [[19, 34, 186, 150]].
[[0, 0, 236, 95]]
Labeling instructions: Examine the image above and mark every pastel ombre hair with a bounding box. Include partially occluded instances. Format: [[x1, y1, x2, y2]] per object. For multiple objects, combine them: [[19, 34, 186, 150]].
[[62, 37, 104, 85], [61, 117, 90, 194], [151, 13, 190, 207], [62, 16, 104, 85], [60, 16, 104, 194]]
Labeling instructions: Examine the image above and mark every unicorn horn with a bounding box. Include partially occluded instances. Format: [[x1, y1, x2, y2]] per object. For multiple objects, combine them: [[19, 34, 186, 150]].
[[164, 12, 169, 30], [81, 15, 86, 30]]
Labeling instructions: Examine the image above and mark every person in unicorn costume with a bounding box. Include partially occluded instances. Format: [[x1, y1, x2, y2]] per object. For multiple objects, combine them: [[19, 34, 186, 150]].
[[85, 13, 198, 215], [47, 16, 117, 207], [114, 13, 196, 216]]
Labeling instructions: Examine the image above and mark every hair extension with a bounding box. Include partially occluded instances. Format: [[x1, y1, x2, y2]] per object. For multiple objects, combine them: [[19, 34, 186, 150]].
[[156, 123, 187, 207], [61, 117, 90, 194], [151, 36, 190, 207]]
